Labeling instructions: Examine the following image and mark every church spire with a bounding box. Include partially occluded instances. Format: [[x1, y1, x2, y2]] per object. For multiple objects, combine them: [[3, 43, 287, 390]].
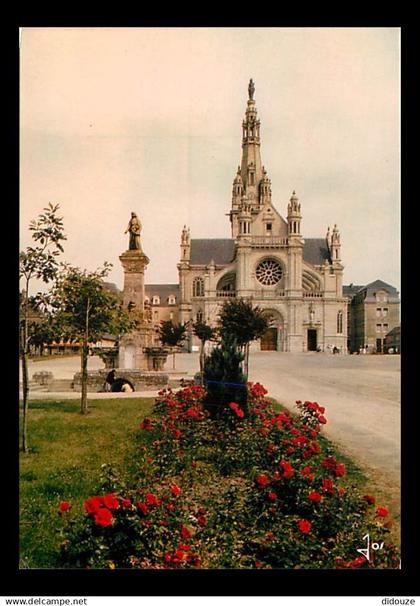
[[240, 79, 263, 196]]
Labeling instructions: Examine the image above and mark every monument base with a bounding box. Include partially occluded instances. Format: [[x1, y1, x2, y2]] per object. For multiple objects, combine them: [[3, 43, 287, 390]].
[[119, 324, 155, 371]]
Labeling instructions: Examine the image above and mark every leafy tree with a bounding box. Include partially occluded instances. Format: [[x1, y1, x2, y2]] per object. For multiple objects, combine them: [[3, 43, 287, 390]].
[[49, 263, 136, 414], [19, 203, 66, 452], [218, 299, 268, 376], [27, 314, 56, 356], [193, 321, 216, 379], [158, 320, 187, 369], [203, 335, 248, 418]]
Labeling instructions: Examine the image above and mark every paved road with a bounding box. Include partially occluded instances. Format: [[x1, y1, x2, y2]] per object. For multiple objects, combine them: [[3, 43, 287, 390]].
[[248, 352, 400, 485], [22, 352, 400, 486]]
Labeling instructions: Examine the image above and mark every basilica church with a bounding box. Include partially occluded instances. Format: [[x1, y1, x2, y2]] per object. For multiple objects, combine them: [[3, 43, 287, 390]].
[[174, 80, 348, 353]]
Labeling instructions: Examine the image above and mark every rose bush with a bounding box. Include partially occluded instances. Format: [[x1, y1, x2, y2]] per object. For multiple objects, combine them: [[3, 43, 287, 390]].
[[59, 382, 400, 569]]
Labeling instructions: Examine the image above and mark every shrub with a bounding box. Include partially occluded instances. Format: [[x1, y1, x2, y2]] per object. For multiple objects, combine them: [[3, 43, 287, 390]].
[[58, 382, 400, 569]]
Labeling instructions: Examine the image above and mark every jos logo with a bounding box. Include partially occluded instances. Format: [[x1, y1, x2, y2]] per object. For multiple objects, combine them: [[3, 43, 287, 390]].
[[357, 533, 384, 561]]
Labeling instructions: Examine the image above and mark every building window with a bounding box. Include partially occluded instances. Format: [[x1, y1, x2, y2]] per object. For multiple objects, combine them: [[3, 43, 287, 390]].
[[376, 308, 381, 317], [337, 311, 343, 334], [196, 309, 203, 323], [266, 223, 272, 232], [376, 291, 388, 303], [383, 323, 389, 331], [193, 277, 204, 297], [376, 324, 381, 332], [383, 308, 388, 317], [256, 258, 283, 286], [168, 295, 176, 305], [152, 296, 160, 305], [169, 312, 174, 320]]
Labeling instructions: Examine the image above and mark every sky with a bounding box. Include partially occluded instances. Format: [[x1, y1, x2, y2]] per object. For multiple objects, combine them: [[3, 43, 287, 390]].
[[20, 27, 400, 294]]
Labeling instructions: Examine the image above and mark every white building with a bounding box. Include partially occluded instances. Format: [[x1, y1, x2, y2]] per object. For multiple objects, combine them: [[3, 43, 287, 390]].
[[177, 80, 348, 353]]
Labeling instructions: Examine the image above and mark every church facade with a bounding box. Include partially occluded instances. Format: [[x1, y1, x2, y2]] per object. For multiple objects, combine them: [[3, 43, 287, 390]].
[[177, 80, 348, 353]]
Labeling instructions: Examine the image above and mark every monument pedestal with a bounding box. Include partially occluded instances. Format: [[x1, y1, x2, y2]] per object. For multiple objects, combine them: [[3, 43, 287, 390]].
[[118, 248, 154, 370]]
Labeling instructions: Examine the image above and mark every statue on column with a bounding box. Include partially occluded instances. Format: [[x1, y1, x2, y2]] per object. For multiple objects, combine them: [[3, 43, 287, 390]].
[[125, 212, 142, 250], [248, 78, 255, 100], [181, 225, 190, 245]]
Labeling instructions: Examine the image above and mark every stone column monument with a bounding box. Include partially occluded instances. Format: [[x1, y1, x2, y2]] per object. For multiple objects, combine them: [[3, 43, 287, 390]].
[[118, 212, 154, 370]]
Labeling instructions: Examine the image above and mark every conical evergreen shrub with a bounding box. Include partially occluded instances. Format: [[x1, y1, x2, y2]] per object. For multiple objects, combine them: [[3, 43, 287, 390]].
[[203, 335, 248, 418]]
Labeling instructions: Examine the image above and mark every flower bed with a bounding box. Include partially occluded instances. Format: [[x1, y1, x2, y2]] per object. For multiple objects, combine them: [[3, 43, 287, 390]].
[[58, 383, 400, 569]]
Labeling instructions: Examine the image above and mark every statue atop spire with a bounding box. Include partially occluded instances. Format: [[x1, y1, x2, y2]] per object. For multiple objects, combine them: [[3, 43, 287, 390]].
[[248, 78, 255, 100]]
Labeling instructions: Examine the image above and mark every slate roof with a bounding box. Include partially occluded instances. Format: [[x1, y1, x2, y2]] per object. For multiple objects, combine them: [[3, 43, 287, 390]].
[[145, 284, 180, 302], [303, 238, 331, 266], [190, 239, 236, 266], [364, 279, 399, 294], [343, 284, 364, 298]]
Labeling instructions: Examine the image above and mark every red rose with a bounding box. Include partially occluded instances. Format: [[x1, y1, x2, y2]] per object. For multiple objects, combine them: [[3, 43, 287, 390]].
[[308, 491, 322, 503], [174, 550, 186, 561], [297, 519, 312, 534], [318, 406, 325, 414], [186, 407, 199, 419], [84, 496, 103, 515], [280, 460, 295, 479], [197, 515, 207, 527], [59, 501, 71, 513], [310, 441, 321, 453], [140, 418, 153, 430], [94, 508, 114, 528], [173, 429, 182, 439], [170, 484, 182, 497], [335, 463, 346, 477], [267, 491, 277, 502], [121, 498, 132, 509], [376, 506, 389, 518], [273, 470, 281, 480], [255, 474, 270, 487], [103, 494, 120, 510], [322, 478, 334, 494], [363, 495, 376, 505], [318, 415, 327, 424], [178, 543, 191, 551], [136, 501, 149, 515], [145, 493, 159, 506], [167, 503, 175, 512], [181, 525, 192, 540]]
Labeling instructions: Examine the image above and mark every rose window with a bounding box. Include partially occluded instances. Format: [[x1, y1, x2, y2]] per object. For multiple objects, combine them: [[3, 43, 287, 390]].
[[256, 259, 283, 285]]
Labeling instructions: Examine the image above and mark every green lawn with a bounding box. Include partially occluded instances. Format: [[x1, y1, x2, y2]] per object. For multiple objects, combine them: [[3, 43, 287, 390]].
[[19, 398, 154, 568], [20, 397, 400, 568]]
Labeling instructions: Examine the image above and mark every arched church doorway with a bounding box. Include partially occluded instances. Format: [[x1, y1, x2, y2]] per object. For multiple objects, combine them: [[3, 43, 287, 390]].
[[261, 327, 278, 350], [260, 309, 285, 351]]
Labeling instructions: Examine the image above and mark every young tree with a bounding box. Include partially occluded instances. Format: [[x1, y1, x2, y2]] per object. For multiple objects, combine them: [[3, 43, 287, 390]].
[[158, 320, 187, 369], [203, 334, 248, 418], [19, 203, 66, 452], [49, 263, 136, 414], [218, 298, 268, 377], [193, 321, 216, 379]]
